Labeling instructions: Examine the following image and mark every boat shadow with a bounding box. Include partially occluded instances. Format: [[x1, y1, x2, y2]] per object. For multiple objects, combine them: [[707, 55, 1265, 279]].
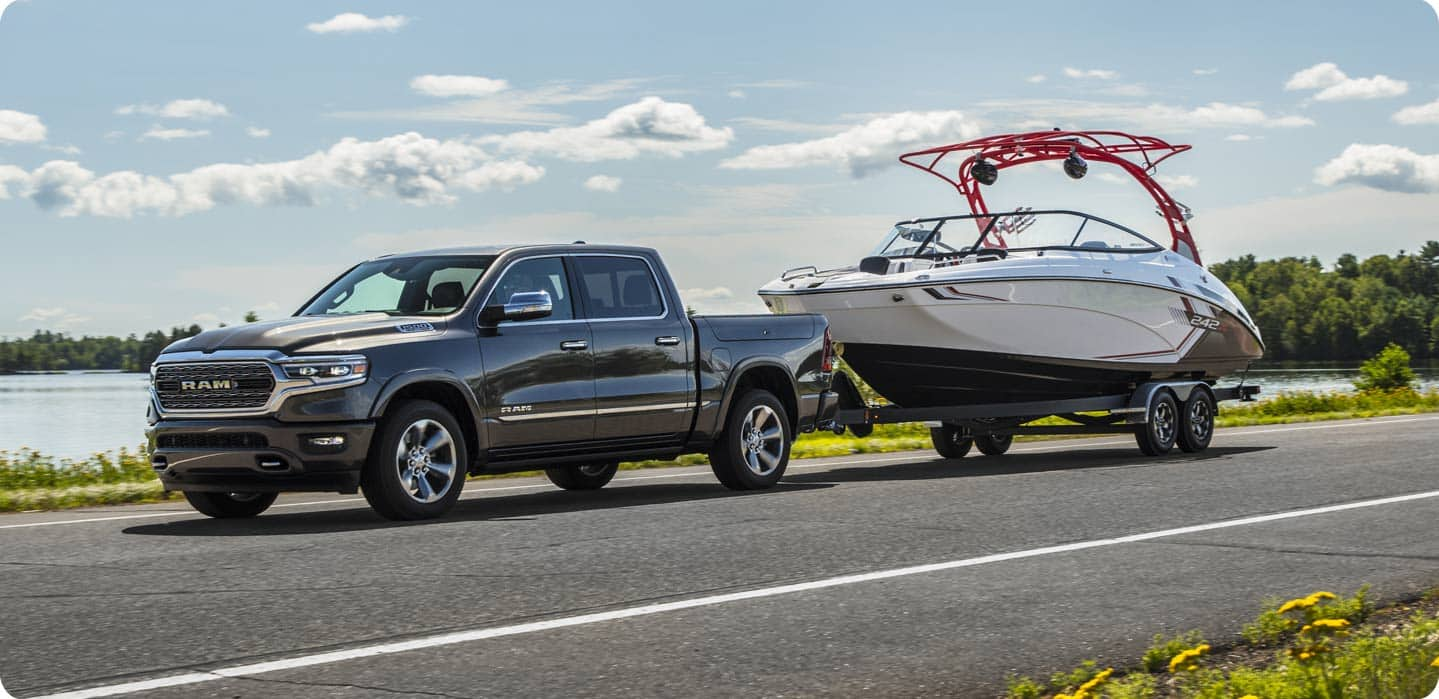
[[784, 445, 1276, 484], [121, 481, 834, 537]]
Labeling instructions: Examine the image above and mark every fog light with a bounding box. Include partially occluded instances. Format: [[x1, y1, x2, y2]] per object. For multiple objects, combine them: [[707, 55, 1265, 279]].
[[308, 435, 346, 447]]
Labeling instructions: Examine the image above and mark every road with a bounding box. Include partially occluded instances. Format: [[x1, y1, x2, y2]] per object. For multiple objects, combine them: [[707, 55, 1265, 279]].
[[2, 415, 1438, 698]]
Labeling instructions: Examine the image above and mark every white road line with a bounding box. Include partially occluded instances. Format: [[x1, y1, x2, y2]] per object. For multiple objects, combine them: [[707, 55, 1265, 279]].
[[28, 487, 1439, 699], [1, 415, 1432, 531]]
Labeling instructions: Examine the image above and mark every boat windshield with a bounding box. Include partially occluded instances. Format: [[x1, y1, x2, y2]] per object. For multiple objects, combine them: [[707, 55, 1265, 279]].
[[872, 210, 1162, 258]]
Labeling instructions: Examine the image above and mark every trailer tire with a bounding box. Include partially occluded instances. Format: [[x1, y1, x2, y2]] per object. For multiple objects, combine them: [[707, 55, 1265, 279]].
[[975, 433, 1014, 456], [709, 390, 791, 490], [1177, 388, 1216, 453], [931, 425, 973, 458], [1135, 390, 1179, 456], [545, 462, 619, 490]]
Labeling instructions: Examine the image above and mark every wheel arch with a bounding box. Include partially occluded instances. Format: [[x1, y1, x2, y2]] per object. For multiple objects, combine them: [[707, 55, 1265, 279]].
[[371, 371, 484, 463], [717, 359, 801, 438]]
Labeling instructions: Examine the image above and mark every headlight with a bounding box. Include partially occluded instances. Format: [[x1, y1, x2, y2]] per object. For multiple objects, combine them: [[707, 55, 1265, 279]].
[[282, 358, 369, 381]]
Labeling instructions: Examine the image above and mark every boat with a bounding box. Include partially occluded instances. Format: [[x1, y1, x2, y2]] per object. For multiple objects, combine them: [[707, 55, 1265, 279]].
[[757, 130, 1264, 408]]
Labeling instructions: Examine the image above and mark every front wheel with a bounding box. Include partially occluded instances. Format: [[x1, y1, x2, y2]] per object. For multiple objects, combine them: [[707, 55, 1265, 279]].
[[546, 462, 619, 490], [183, 491, 278, 518], [362, 400, 468, 520], [1135, 390, 1179, 456], [1177, 389, 1216, 453], [930, 424, 973, 458], [709, 390, 791, 490], [975, 433, 1013, 456]]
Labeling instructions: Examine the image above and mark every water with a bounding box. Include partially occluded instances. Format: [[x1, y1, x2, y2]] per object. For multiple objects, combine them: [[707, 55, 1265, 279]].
[[2, 364, 1437, 459]]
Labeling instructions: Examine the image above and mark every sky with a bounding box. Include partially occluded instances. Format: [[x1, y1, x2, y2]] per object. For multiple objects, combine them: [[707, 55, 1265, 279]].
[[1, 0, 1437, 338]]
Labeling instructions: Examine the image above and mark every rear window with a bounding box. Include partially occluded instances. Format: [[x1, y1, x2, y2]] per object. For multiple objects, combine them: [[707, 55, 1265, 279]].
[[574, 256, 665, 319]]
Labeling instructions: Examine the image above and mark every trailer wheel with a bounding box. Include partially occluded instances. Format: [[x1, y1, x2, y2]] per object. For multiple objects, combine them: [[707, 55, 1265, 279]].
[[930, 425, 973, 458], [1177, 389, 1216, 453], [709, 390, 791, 490], [975, 433, 1014, 456], [1135, 390, 1179, 456]]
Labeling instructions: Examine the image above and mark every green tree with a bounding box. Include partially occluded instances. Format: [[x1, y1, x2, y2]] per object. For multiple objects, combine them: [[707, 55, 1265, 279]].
[[1354, 343, 1417, 392]]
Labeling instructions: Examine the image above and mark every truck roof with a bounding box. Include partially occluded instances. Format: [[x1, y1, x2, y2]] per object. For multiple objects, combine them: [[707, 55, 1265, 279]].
[[370, 243, 657, 260]]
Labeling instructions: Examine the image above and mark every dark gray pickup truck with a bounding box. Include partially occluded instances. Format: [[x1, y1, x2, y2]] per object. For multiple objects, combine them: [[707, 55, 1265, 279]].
[[147, 244, 837, 520]]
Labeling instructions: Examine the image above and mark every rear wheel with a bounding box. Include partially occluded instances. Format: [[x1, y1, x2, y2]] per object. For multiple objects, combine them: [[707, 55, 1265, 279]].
[[1135, 390, 1179, 456], [182, 491, 277, 518], [362, 400, 468, 520], [975, 433, 1014, 456], [930, 425, 973, 458], [1177, 389, 1216, 453], [545, 462, 619, 490], [709, 390, 791, 490]]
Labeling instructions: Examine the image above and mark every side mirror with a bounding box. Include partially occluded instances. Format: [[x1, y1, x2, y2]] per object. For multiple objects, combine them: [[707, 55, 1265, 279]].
[[482, 290, 553, 324]]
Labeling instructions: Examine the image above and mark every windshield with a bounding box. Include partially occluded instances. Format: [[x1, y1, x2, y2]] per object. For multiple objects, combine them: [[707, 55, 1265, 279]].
[[873, 210, 1161, 258], [299, 256, 496, 316]]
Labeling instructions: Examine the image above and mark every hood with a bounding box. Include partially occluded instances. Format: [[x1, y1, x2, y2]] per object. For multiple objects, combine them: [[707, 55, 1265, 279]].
[[161, 314, 447, 355]]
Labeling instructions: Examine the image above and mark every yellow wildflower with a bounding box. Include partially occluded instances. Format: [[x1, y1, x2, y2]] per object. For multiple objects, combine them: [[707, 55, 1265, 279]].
[[1278, 591, 1339, 615], [1238, 696, 1261, 699], [1076, 667, 1113, 693], [1310, 618, 1350, 630], [1310, 591, 1337, 601], [1431, 655, 1439, 668], [1168, 644, 1210, 672]]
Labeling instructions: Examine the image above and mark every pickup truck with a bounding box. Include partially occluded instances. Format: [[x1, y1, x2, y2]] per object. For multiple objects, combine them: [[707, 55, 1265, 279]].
[[147, 244, 837, 520]]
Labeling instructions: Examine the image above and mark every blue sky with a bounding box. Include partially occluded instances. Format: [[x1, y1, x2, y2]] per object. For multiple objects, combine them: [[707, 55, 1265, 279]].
[[1, 0, 1437, 337]]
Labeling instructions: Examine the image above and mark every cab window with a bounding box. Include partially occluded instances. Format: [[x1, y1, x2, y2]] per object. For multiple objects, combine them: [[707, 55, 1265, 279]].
[[574, 256, 665, 319], [489, 257, 574, 321]]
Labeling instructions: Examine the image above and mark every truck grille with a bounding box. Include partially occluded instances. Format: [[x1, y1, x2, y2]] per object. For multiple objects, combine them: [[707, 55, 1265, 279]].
[[154, 362, 275, 411], [156, 433, 270, 449]]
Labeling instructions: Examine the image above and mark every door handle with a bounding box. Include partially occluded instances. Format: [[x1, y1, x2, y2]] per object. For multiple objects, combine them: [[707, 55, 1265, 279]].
[[560, 340, 589, 351], [655, 336, 681, 346]]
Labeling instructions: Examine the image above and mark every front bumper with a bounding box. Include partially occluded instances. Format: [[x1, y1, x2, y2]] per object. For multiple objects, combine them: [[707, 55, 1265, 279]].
[[147, 418, 375, 493]]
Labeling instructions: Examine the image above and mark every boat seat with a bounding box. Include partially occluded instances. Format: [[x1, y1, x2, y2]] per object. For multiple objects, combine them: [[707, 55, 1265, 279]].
[[858, 256, 891, 275]]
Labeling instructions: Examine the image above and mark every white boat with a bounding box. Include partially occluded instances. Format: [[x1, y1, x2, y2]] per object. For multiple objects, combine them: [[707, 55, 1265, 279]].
[[757, 131, 1264, 407]]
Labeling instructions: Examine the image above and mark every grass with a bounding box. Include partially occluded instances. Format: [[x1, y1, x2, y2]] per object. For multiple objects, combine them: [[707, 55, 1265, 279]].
[[2, 389, 1436, 514], [1006, 587, 1439, 698]]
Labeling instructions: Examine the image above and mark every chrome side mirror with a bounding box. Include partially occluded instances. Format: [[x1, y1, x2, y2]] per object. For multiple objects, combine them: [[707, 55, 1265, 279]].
[[498, 290, 553, 322]]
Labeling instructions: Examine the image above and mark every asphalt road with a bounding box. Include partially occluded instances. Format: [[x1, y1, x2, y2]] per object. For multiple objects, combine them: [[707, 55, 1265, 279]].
[[3, 415, 1438, 699]]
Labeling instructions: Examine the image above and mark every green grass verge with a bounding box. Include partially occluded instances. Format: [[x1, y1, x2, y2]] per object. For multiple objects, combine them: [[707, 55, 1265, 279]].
[[2, 389, 1435, 513]]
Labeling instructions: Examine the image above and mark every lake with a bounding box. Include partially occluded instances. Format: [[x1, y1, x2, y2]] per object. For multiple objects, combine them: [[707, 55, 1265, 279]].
[[2, 364, 1437, 459]]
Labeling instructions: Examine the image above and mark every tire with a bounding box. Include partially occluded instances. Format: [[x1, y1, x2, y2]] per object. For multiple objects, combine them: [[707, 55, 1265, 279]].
[[975, 433, 1014, 456], [362, 399, 468, 520], [930, 424, 973, 458], [709, 390, 791, 490], [545, 462, 619, 490], [1177, 388, 1216, 453], [1135, 389, 1179, 456], [182, 491, 278, 518]]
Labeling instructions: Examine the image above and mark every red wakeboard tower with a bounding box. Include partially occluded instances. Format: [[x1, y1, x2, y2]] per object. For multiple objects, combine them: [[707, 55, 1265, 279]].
[[898, 130, 1201, 264]]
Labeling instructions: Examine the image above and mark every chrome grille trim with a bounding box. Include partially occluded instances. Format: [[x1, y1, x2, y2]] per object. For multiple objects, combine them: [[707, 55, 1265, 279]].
[[154, 362, 275, 411], [150, 350, 369, 419]]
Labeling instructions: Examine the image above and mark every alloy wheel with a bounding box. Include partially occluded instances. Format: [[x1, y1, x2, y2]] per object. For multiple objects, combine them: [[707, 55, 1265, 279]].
[[739, 404, 784, 476], [393, 418, 457, 504]]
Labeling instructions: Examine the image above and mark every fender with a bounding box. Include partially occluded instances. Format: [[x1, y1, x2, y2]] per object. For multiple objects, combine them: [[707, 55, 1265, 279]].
[[370, 369, 487, 449], [711, 356, 803, 437], [1125, 381, 1213, 423]]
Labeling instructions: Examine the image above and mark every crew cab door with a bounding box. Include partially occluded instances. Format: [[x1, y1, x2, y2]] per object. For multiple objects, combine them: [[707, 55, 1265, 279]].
[[476, 256, 596, 448], [573, 254, 695, 441]]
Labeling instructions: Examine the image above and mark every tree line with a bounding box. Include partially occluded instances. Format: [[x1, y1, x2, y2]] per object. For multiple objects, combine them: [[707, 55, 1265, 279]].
[[2, 246, 1437, 372], [1210, 241, 1439, 361]]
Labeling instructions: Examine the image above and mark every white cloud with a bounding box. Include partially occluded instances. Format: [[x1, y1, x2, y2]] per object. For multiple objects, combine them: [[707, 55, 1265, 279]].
[[977, 98, 1313, 131], [1062, 67, 1118, 80], [1393, 98, 1439, 125], [333, 78, 648, 126], [246, 126, 271, 138], [1155, 174, 1198, 189], [1193, 68, 1219, 76], [1099, 83, 1149, 97], [0, 109, 46, 143], [0, 164, 25, 198], [1025, 74, 1047, 84], [1225, 134, 1253, 142], [19, 307, 91, 329], [482, 97, 732, 162], [720, 110, 982, 177], [727, 89, 746, 99], [410, 74, 510, 98], [583, 174, 622, 192], [306, 12, 408, 34], [139, 126, 210, 141], [8, 132, 545, 218], [1284, 62, 1408, 101], [1200, 187, 1439, 263], [116, 98, 230, 120], [1314, 143, 1439, 193]]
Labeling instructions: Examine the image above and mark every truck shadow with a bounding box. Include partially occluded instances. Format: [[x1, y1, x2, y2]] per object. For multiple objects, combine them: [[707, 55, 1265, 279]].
[[121, 481, 834, 537], [784, 445, 1276, 484]]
